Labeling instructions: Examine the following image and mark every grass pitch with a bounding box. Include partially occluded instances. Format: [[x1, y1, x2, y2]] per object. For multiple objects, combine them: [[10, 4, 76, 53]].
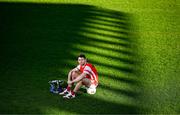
[[0, 0, 179, 114]]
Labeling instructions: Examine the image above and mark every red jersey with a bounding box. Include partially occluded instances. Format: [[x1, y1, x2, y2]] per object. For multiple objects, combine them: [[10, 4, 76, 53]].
[[77, 63, 98, 83]]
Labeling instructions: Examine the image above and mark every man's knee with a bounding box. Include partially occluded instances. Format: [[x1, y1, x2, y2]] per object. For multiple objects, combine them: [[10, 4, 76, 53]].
[[71, 71, 80, 80]]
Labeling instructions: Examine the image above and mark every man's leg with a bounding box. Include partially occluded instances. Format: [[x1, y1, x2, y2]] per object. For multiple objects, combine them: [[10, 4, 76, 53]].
[[60, 71, 80, 95], [73, 81, 83, 93], [63, 77, 91, 98], [62, 71, 81, 98], [67, 71, 80, 89], [70, 78, 90, 97], [72, 78, 91, 92], [67, 70, 79, 87]]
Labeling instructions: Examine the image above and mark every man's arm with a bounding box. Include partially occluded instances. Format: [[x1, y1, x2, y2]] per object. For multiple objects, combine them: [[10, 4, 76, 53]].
[[67, 67, 80, 83], [69, 72, 86, 84]]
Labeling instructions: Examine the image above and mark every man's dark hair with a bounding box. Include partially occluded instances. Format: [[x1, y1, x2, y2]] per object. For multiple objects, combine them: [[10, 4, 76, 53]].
[[78, 53, 86, 59]]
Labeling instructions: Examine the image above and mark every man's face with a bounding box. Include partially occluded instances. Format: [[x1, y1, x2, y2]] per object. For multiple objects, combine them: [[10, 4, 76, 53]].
[[78, 57, 86, 66]]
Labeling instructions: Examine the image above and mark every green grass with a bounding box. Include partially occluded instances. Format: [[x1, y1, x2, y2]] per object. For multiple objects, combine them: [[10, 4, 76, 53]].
[[0, 0, 179, 114]]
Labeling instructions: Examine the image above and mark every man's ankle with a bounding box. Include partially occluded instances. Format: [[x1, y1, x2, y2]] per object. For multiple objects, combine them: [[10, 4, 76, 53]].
[[71, 90, 75, 95], [66, 86, 71, 92]]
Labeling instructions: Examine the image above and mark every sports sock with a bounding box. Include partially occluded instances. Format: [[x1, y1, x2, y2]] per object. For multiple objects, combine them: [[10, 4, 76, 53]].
[[71, 91, 75, 95], [66, 86, 71, 91]]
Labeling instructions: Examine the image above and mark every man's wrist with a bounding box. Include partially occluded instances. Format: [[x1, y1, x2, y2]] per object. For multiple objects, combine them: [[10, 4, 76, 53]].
[[71, 80, 74, 83]]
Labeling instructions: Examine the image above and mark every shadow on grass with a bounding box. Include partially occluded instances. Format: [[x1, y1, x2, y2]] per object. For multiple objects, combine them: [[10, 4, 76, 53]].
[[0, 2, 142, 114]]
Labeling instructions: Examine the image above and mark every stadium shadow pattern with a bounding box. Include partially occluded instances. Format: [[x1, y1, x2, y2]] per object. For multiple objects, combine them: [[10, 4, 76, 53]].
[[0, 2, 141, 114]]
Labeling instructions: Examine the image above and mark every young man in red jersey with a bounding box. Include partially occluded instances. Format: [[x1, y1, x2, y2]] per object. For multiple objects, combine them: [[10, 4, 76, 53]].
[[59, 53, 98, 99]]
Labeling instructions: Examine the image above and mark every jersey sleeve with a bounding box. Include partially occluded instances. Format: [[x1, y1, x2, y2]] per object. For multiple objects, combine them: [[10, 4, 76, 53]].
[[83, 66, 92, 75]]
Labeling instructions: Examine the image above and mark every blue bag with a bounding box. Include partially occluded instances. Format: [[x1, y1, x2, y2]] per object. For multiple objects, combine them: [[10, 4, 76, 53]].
[[49, 80, 64, 94]]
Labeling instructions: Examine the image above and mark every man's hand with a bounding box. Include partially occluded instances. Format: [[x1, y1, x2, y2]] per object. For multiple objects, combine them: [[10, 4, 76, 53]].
[[67, 80, 73, 84], [72, 73, 86, 83], [68, 73, 86, 85]]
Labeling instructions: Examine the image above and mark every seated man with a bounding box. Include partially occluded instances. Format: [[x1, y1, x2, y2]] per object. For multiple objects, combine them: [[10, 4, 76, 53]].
[[59, 53, 98, 99]]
